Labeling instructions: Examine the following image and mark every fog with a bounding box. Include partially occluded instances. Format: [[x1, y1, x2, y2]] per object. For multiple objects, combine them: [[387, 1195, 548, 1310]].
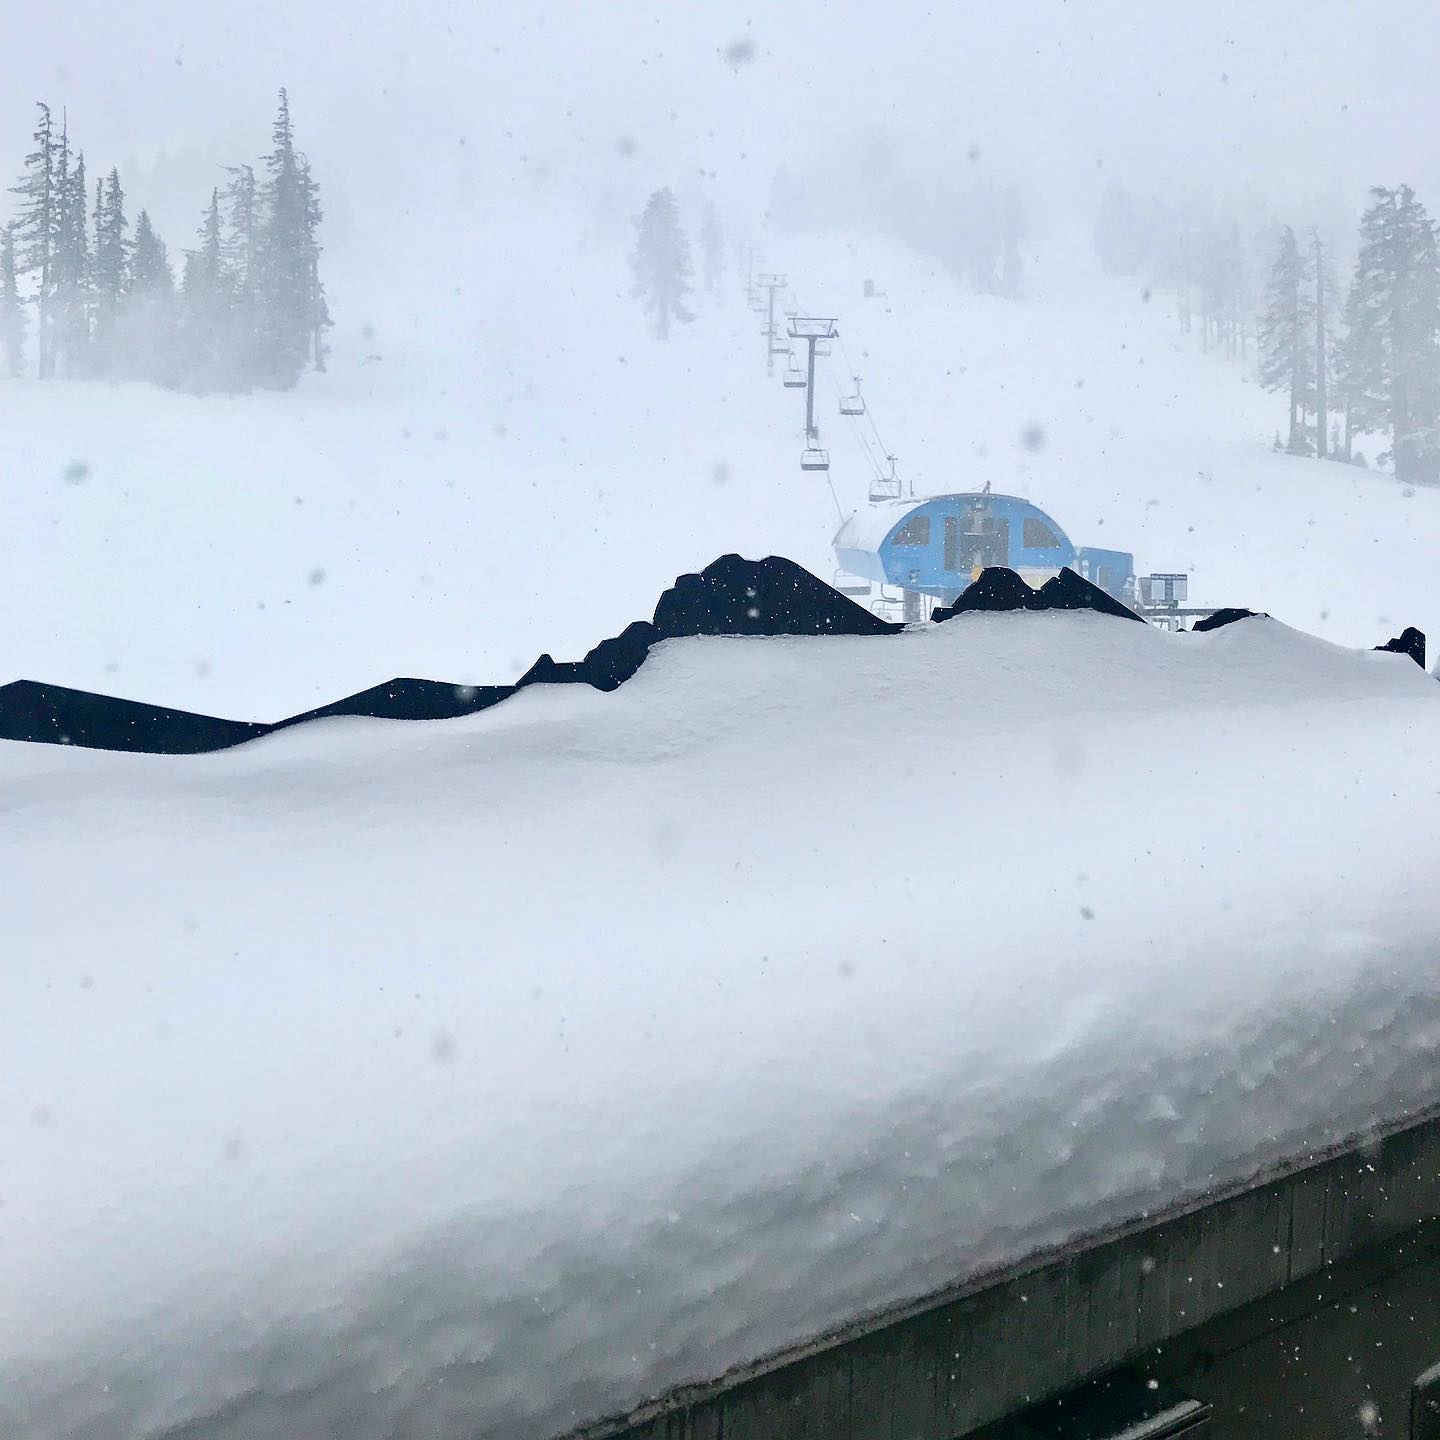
[[7, 0, 1440, 276]]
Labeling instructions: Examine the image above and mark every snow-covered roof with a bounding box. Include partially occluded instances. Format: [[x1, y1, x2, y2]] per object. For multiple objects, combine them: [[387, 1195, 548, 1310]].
[[834, 498, 919, 552], [5, 615, 1440, 1440]]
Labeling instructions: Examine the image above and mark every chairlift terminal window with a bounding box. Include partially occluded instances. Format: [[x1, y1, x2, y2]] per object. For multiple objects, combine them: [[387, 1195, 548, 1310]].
[[892, 515, 931, 546], [1024, 516, 1062, 549]]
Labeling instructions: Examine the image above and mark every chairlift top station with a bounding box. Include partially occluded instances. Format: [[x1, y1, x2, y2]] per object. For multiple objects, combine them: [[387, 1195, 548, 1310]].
[[749, 266, 1195, 621], [834, 491, 1139, 607], [748, 267, 1197, 621]]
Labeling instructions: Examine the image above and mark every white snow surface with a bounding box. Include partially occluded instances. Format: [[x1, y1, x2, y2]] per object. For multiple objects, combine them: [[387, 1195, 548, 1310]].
[[5, 611, 1440, 1439]]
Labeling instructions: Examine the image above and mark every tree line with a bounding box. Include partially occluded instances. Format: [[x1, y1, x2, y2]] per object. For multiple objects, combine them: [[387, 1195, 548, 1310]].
[[1094, 181, 1285, 359], [630, 166, 1028, 346], [1097, 179, 1440, 485], [770, 157, 1028, 300], [0, 90, 330, 392], [1258, 186, 1440, 483]]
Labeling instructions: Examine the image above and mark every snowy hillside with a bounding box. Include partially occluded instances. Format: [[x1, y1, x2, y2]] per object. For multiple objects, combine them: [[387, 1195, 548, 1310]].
[[5, 222, 1439, 721], [5, 607, 1439, 1440]]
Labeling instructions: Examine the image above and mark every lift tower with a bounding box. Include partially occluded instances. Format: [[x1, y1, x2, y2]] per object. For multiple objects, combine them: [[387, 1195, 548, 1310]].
[[754, 274, 789, 374], [788, 317, 838, 440]]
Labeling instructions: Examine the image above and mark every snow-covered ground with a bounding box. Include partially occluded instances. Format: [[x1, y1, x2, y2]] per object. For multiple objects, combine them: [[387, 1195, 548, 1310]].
[[5, 223, 1440, 721], [5, 609, 1439, 1439]]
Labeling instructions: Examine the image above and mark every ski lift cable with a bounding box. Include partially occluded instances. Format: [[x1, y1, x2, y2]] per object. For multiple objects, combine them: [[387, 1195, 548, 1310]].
[[821, 316, 897, 477], [839, 390, 887, 482], [851, 421, 887, 484], [833, 327, 895, 461], [823, 361, 887, 484], [821, 363, 885, 481], [843, 412, 883, 481], [835, 328, 899, 466]]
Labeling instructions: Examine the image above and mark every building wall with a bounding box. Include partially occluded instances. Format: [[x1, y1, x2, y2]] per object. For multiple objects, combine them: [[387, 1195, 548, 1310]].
[[576, 1113, 1440, 1440], [1163, 1220, 1440, 1438]]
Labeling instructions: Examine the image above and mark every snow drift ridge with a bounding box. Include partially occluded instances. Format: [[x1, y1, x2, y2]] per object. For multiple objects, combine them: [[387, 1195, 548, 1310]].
[[1, 556, 1426, 756]]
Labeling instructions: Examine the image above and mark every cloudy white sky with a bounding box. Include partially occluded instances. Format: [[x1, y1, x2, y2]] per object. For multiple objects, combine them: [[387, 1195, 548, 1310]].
[[5, 0, 1439, 266]]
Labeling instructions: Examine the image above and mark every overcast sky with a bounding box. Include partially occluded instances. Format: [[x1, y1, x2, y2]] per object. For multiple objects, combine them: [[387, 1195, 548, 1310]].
[[5, 0, 1440, 264]]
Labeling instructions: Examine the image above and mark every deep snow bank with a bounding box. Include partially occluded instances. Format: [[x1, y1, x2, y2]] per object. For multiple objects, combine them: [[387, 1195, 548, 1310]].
[[4, 613, 1440, 1439], [0, 553, 899, 753]]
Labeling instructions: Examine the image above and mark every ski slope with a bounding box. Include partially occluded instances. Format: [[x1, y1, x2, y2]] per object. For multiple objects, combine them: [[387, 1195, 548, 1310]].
[[4, 608, 1439, 1440], [3, 222, 1439, 721]]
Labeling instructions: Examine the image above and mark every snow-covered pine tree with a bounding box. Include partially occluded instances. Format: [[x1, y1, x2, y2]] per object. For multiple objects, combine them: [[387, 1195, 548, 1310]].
[[0, 225, 25, 377], [630, 187, 695, 339], [10, 102, 58, 376], [123, 209, 178, 385], [1310, 231, 1340, 461], [700, 202, 724, 294], [1342, 185, 1440, 484], [52, 138, 92, 375], [254, 89, 325, 388], [222, 163, 259, 378], [1258, 225, 1315, 454], [178, 190, 234, 392], [51, 121, 71, 367], [129, 210, 174, 289], [299, 157, 331, 372], [1340, 237, 1386, 465], [91, 167, 129, 367], [1334, 272, 1361, 465]]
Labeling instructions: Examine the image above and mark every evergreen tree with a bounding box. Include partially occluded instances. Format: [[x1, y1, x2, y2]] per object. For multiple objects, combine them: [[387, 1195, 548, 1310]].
[[1342, 185, 1440, 483], [129, 210, 174, 296], [52, 136, 92, 375], [299, 157, 331, 372], [0, 224, 25, 377], [91, 167, 129, 363], [700, 201, 724, 294], [630, 187, 695, 340], [5, 89, 331, 394], [1258, 225, 1315, 454], [178, 190, 234, 391], [223, 162, 259, 376], [51, 121, 72, 364], [254, 89, 325, 387], [9, 102, 58, 375], [1340, 256, 1386, 459], [1311, 231, 1339, 461], [118, 208, 177, 385]]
